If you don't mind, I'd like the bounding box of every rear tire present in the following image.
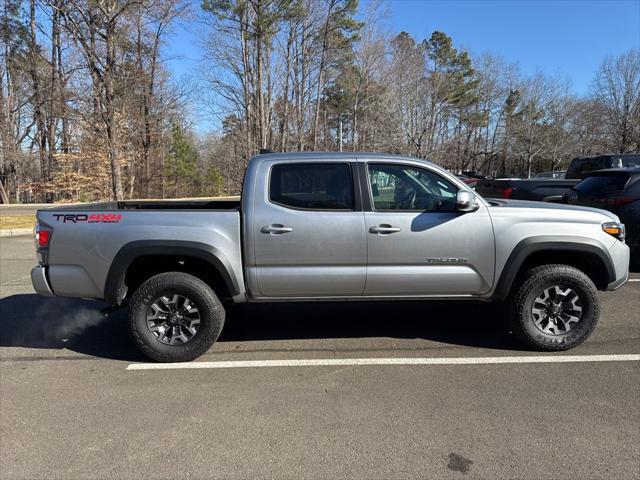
[508,264,599,351]
[128,272,225,362]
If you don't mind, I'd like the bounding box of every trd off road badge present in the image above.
[53,213,122,224]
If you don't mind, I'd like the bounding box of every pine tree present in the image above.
[165,123,200,198]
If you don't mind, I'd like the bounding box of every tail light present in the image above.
[34,223,52,265]
[35,223,52,249]
[502,187,514,199]
[605,196,638,206]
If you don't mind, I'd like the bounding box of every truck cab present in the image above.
[242,153,494,299]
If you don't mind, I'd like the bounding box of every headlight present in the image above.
[602,222,625,242]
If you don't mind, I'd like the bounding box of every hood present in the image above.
[487,199,620,222]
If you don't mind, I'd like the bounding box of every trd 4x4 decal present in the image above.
[53,213,122,224]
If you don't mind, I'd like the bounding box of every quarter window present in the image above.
[368,163,458,212]
[270,163,354,210]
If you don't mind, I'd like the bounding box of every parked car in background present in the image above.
[475,177,578,202]
[566,154,640,179]
[476,154,640,202]
[563,168,640,261]
[534,171,566,179]
[457,175,478,190]
[461,171,487,180]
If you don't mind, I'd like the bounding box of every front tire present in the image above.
[508,264,600,351]
[128,272,225,362]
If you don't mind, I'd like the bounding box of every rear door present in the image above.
[251,161,366,298]
[363,161,495,296]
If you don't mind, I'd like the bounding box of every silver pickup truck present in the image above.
[31,152,630,362]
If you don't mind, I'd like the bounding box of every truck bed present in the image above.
[35,202,244,302]
[476,179,578,202]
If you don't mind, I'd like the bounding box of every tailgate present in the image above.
[476,179,578,201]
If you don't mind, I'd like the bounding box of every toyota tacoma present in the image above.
[31,152,630,361]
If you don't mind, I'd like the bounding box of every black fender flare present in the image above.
[104,240,241,305]
[492,236,616,301]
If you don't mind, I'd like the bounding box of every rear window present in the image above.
[575,174,631,195]
[621,156,640,168]
[270,163,354,210]
[566,159,581,178]
[567,158,602,178]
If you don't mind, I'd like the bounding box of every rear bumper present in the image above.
[31,266,55,297]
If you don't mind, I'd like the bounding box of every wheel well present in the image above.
[123,255,231,301]
[517,250,610,289]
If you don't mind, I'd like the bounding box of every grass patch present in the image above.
[0,215,36,230]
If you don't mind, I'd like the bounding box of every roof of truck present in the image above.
[586,167,640,175]
[253,150,440,167]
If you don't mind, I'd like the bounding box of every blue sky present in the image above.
[165,0,640,122]
[388,0,640,94]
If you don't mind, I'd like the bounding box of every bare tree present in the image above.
[594,49,640,153]
[58,0,142,200]
[4,1,639,204]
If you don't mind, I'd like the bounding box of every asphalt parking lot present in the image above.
[1,235,639,479]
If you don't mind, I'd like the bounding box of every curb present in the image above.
[0,228,33,238]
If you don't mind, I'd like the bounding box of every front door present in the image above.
[364,162,495,296]
[252,161,366,298]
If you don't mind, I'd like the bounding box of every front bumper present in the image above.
[605,240,631,291]
[606,271,629,291]
[31,266,55,297]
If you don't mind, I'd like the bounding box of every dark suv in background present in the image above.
[564,167,640,263]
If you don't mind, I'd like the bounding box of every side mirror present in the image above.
[456,190,479,213]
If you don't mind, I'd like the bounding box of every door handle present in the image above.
[369,224,401,234]
[261,224,293,235]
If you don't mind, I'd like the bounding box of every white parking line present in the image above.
[126,354,640,371]
[628,279,640,282]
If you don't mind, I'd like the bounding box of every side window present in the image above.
[566,159,579,178]
[367,163,458,212]
[270,163,354,210]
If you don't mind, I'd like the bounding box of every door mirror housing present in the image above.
[456,190,479,212]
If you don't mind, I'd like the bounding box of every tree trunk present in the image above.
[29,0,50,201]
[0,78,14,204]
[105,16,123,201]
[0,179,9,204]
[312,3,334,150]
[279,23,294,151]
[255,0,266,149]
[240,13,253,157]
[46,3,61,199]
